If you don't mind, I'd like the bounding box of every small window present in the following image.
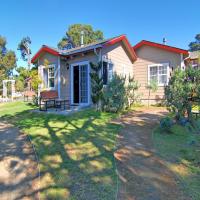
[148,63,169,86]
[108,63,113,81]
[48,65,55,88]
[103,61,113,85]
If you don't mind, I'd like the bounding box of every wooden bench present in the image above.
[39,90,70,111]
[39,90,58,111]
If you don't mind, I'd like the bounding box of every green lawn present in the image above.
[0,102,121,200]
[153,123,200,200]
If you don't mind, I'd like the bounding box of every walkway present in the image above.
[0,121,39,200]
[114,108,189,200]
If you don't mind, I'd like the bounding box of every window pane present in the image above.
[159,65,167,75]
[149,66,158,82]
[108,63,113,81]
[150,66,157,76]
[80,65,88,103]
[49,78,54,87]
[159,75,167,84]
[48,66,55,88]
[103,61,108,85]
[48,67,55,77]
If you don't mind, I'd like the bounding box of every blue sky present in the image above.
[1,0,200,67]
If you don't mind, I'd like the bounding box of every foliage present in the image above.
[14,66,41,93]
[126,76,140,106]
[90,62,103,110]
[165,67,200,121]
[0,35,17,88]
[17,36,31,62]
[58,24,104,49]
[189,34,200,51]
[103,74,127,113]
[146,79,158,107]
[160,117,174,132]
[1,102,120,200]
[29,68,41,92]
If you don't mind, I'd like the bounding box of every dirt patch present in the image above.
[0,121,39,200]
[114,108,190,200]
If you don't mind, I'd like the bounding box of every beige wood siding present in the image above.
[38,53,59,91]
[37,42,134,103]
[60,60,70,100]
[102,42,134,79]
[134,45,181,102]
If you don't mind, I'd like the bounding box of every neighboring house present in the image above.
[31,35,136,106]
[133,40,189,103]
[185,51,200,69]
[31,35,190,106]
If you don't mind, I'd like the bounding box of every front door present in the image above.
[73,66,79,104]
[72,63,89,104]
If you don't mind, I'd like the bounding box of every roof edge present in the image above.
[103,35,137,61]
[133,40,189,55]
[31,45,59,63]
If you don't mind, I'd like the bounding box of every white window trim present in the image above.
[148,63,170,86]
[47,64,56,89]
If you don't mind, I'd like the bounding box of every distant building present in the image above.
[186,51,200,69]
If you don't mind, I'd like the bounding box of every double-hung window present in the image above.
[103,61,113,85]
[48,65,55,88]
[148,63,169,86]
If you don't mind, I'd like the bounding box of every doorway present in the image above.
[72,62,89,105]
[73,66,79,103]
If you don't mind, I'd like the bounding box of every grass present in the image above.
[0,101,121,200]
[153,122,200,200]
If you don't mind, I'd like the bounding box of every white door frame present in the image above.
[70,61,90,105]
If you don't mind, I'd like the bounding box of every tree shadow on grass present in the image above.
[1,109,121,200]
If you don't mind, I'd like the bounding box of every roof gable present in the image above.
[31,35,137,63]
[133,40,189,55]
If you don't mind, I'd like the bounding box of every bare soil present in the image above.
[0,121,39,200]
[114,108,190,200]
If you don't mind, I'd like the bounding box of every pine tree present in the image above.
[90,62,103,110]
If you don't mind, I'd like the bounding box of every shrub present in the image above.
[102,74,127,113]
[160,117,174,132]
[90,62,103,111]
[126,76,141,106]
[146,79,158,107]
[165,67,200,121]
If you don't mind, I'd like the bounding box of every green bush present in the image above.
[160,117,174,132]
[102,74,127,113]
[165,67,200,121]
[126,76,141,106]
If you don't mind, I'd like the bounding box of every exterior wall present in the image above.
[38,52,59,91]
[134,45,181,103]
[60,59,70,100]
[102,42,134,79]
[37,42,134,105]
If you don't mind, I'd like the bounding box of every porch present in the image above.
[32,104,89,115]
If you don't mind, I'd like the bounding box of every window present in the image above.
[103,61,113,85]
[148,63,169,86]
[48,65,55,88]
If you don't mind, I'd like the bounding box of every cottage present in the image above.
[31,35,189,106]
[31,35,136,106]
